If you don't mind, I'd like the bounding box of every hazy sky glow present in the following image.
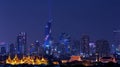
[0,0,120,43]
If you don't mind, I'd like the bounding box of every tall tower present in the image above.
[34,40,40,56]
[59,33,71,55]
[113,30,120,53]
[71,40,80,55]
[44,20,53,55]
[95,40,110,57]
[0,42,7,55]
[43,0,53,55]
[81,34,90,57]
[9,43,15,55]
[17,32,27,55]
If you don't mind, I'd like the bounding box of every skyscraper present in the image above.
[59,33,71,55]
[95,40,110,57]
[17,32,27,55]
[34,40,40,56]
[9,43,15,55]
[30,43,35,56]
[113,30,120,53]
[89,42,96,56]
[81,34,90,57]
[0,42,8,55]
[71,40,80,55]
[44,20,53,55]
[43,0,53,55]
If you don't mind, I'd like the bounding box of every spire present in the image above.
[48,0,52,21]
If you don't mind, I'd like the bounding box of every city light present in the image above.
[6,55,48,65]
[0,0,120,66]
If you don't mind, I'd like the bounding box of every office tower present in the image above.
[81,34,90,57]
[44,20,53,55]
[43,0,54,55]
[95,40,110,57]
[34,40,40,56]
[46,41,59,58]
[39,42,44,56]
[1,47,6,55]
[71,40,80,55]
[89,42,96,56]
[59,33,71,55]
[30,43,35,56]
[9,43,15,55]
[29,41,40,56]
[0,42,8,55]
[113,30,120,53]
[17,32,27,55]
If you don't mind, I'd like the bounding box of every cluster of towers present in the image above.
[0,21,120,59]
[0,18,118,59]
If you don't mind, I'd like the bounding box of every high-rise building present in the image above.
[43,0,53,55]
[113,30,120,53]
[9,43,15,55]
[44,20,53,55]
[30,43,35,56]
[39,42,44,56]
[95,40,110,57]
[34,40,40,56]
[59,33,71,55]
[16,32,27,55]
[0,42,8,55]
[81,34,90,57]
[89,42,96,56]
[71,40,80,55]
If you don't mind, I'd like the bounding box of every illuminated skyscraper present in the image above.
[44,20,53,55]
[89,42,96,56]
[30,43,35,55]
[17,32,27,55]
[59,33,71,55]
[33,40,41,56]
[43,0,53,55]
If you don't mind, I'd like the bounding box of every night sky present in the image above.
[0,0,120,44]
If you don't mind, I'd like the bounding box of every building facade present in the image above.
[81,35,90,57]
[95,40,110,57]
[44,20,53,55]
[0,42,9,55]
[113,30,120,54]
[16,32,27,55]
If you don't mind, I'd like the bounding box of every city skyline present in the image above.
[0,0,120,66]
[0,0,120,43]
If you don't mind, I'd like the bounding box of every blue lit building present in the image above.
[9,43,15,55]
[59,33,71,55]
[44,20,53,55]
[0,42,9,55]
[71,40,80,55]
[43,0,54,55]
[30,40,41,56]
[89,42,96,56]
[17,32,27,55]
[30,43,35,55]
